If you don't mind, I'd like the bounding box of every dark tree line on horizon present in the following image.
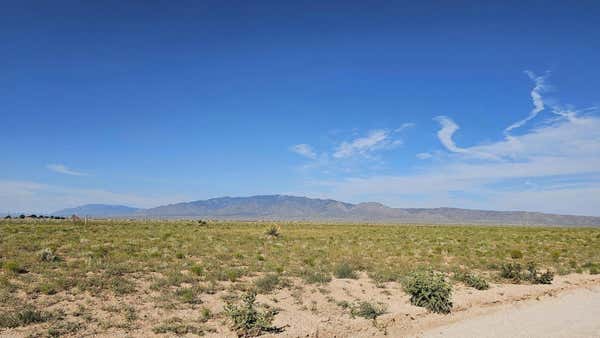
[4,214,66,220]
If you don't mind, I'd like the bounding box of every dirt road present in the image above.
[420,286,600,338]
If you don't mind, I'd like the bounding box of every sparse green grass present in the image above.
[2,220,598,290]
[0,219,599,335]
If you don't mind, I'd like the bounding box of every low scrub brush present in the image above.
[403,270,453,314]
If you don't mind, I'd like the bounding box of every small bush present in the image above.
[254,274,281,294]
[176,287,203,304]
[190,265,204,276]
[47,321,81,337]
[350,301,386,319]
[583,262,600,275]
[301,270,332,284]
[153,317,204,335]
[369,270,401,283]
[403,270,453,314]
[334,262,358,279]
[39,248,59,262]
[500,262,553,284]
[217,268,245,282]
[265,225,281,238]
[36,282,58,295]
[510,249,523,259]
[199,307,212,322]
[525,262,554,284]
[454,271,489,290]
[500,262,523,282]
[3,261,27,274]
[111,276,136,295]
[0,306,52,328]
[224,291,281,337]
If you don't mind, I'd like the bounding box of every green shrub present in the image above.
[500,262,523,282]
[254,274,282,294]
[39,248,59,262]
[403,270,453,314]
[0,306,52,328]
[265,225,280,238]
[500,262,553,284]
[350,301,386,319]
[217,268,245,282]
[334,262,358,279]
[454,271,489,290]
[3,261,27,274]
[301,270,332,284]
[190,265,204,276]
[110,276,135,295]
[224,291,281,337]
[176,287,203,304]
[199,307,212,322]
[36,282,58,295]
[369,270,401,283]
[152,317,204,335]
[47,321,81,337]
[525,262,554,284]
[583,262,600,275]
[510,249,523,259]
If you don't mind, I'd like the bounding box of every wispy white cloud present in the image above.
[301,72,600,216]
[395,122,416,132]
[333,130,394,158]
[433,116,469,154]
[290,144,317,159]
[504,70,548,134]
[46,164,88,176]
[291,123,413,167]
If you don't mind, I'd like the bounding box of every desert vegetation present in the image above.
[1,218,599,336]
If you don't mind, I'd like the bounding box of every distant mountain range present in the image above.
[53,204,140,217]
[52,195,600,227]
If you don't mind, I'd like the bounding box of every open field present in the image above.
[1,219,600,337]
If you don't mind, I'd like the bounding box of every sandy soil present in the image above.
[2,273,600,337]
[418,286,600,338]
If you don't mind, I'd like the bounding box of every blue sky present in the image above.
[1,1,600,215]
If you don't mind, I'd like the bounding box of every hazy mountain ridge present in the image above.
[52,195,600,226]
[52,204,141,217]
